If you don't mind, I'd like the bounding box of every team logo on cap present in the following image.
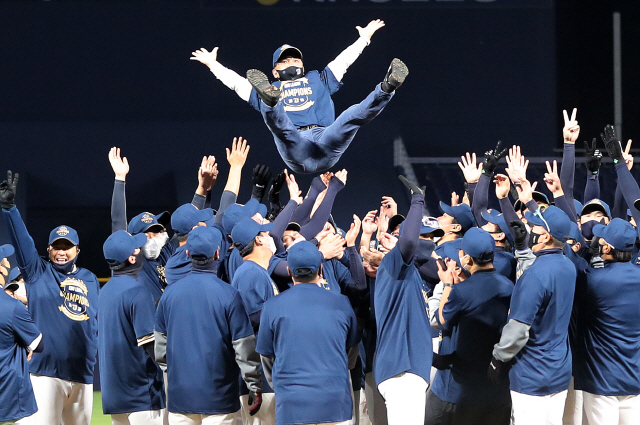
[58,278,90,321]
[57,226,70,236]
[142,213,154,224]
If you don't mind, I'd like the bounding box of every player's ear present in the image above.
[128,254,137,264]
[286,266,291,278]
[185,249,190,258]
[452,223,462,233]
[214,247,220,261]
[272,69,279,79]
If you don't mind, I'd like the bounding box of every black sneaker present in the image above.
[381,58,409,93]
[247,69,281,107]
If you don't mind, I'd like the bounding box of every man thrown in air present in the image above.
[191,19,408,174]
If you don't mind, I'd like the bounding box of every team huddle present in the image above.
[1,17,639,425]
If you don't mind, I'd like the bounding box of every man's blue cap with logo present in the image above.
[171,204,214,236]
[461,227,495,259]
[420,216,444,237]
[186,226,223,259]
[103,230,147,265]
[593,218,637,252]
[439,202,477,233]
[581,199,611,219]
[49,225,79,246]
[481,209,514,245]
[287,241,322,277]
[0,244,15,259]
[272,44,303,67]
[222,199,267,235]
[524,206,572,242]
[231,217,274,251]
[129,211,170,235]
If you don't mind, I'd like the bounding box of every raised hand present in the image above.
[562,108,580,144]
[190,47,219,67]
[0,170,19,210]
[269,172,286,204]
[375,211,389,235]
[108,147,129,181]
[601,124,623,164]
[345,215,362,247]
[334,169,348,186]
[483,140,508,175]
[543,160,563,197]
[362,210,378,235]
[584,138,602,176]
[399,175,424,196]
[381,196,398,218]
[197,156,218,195]
[284,170,303,205]
[356,19,385,39]
[252,164,272,200]
[493,173,511,200]
[510,220,528,250]
[318,233,346,260]
[450,191,460,207]
[226,137,250,168]
[505,145,529,184]
[361,246,385,268]
[623,139,634,170]
[514,178,533,205]
[457,152,482,183]
[320,172,333,187]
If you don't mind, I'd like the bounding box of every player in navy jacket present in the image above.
[155,226,262,424]
[191,19,407,174]
[0,244,43,424]
[99,231,165,425]
[373,177,432,425]
[490,206,576,425]
[256,241,360,425]
[1,170,100,425]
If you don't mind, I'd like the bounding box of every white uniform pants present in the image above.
[168,411,239,425]
[511,390,568,425]
[16,374,92,425]
[377,372,428,425]
[1,421,17,425]
[583,392,640,425]
[563,377,584,425]
[364,373,387,425]
[238,393,275,425]
[112,410,163,425]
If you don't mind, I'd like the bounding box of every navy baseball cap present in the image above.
[568,222,584,244]
[581,199,611,219]
[8,267,21,282]
[222,200,267,235]
[231,217,274,251]
[103,230,147,265]
[171,204,214,236]
[287,241,322,277]
[461,227,495,259]
[593,218,636,252]
[574,200,584,215]
[421,216,444,237]
[128,211,170,234]
[186,226,223,259]
[441,239,464,269]
[388,214,405,234]
[286,222,301,232]
[273,44,303,67]
[49,225,79,246]
[524,206,572,242]
[439,202,477,232]
[0,244,14,259]
[514,191,552,212]
[481,209,514,245]
[3,280,19,293]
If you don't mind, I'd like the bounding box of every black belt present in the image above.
[298,124,319,132]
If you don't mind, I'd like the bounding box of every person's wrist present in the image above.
[443,283,453,288]
[115,175,126,182]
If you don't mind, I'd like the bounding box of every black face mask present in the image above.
[51,255,78,275]
[528,232,543,249]
[277,66,304,81]
[413,239,436,266]
[112,252,145,279]
[581,218,607,240]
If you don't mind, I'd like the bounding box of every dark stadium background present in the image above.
[1,0,639,278]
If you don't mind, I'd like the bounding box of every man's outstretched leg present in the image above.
[316,58,409,170]
[247,69,317,173]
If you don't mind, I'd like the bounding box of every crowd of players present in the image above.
[1,108,640,425]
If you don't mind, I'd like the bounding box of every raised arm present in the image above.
[560,109,579,217]
[583,138,602,203]
[1,171,43,278]
[214,137,250,225]
[192,155,218,209]
[611,140,634,219]
[397,176,424,264]
[299,171,346,241]
[108,147,129,233]
[290,175,327,226]
[338,215,367,291]
[270,171,302,254]
[544,160,576,223]
[326,19,385,82]
[191,47,253,102]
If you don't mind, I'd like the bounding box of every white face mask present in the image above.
[458,254,470,272]
[142,232,169,260]
[268,237,277,255]
[286,236,305,251]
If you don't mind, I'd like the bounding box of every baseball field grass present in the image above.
[91,392,111,425]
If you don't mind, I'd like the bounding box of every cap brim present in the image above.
[523,211,547,230]
[132,232,148,249]
[0,244,15,258]
[3,282,19,292]
[286,222,301,232]
[156,211,171,228]
[439,202,455,217]
[49,236,79,246]
[421,227,444,237]
[260,222,275,233]
[591,223,608,239]
[277,47,303,64]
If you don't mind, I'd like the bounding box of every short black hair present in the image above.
[177,233,189,244]
[292,269,319,283]
[190,254,214,266]
[471,251,494,267]
[611,248,633,263]
[238,239,256,258]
